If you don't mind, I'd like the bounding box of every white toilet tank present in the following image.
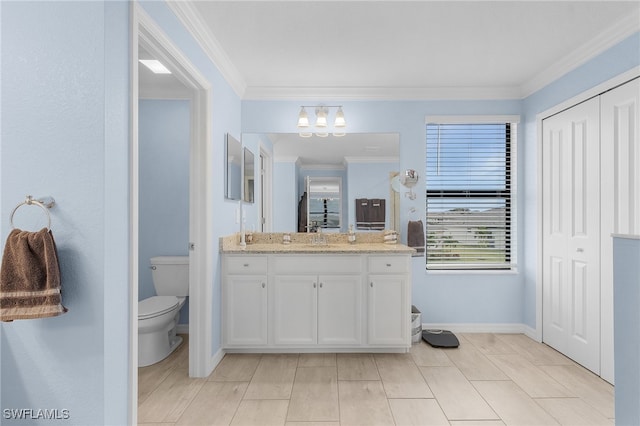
[150,256,189,296]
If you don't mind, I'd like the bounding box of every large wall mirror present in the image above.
[243,133,400,233]
[225,133,242,200]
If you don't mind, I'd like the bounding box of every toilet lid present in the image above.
[138,296,179,320]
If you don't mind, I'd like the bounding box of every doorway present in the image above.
[131,4,214,423]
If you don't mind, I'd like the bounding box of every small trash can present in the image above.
[411,305,422,343]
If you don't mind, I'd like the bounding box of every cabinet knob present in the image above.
[386,263,392,267]
[370,282,374,287]
[313,282,317,288]
[319,282,323,288]
[262,282,265,288]
[243,263,249,267]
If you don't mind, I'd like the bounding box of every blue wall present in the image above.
[139,99,190,324]
[0,0,243,423]
[242,32,640,328]
[346,161,399,231]
[0,1,130,424]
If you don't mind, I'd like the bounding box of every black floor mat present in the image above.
[422,329,460,348]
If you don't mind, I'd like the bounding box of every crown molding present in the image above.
[166,1,246,98]
[168,1,638,101]
[344,156,400,164]
[243,85,522,101]
[520,13,640,98]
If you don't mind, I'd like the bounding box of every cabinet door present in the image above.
[273,275,317,345]
[224,275,268,346]
[317,275,362,345]
[367,275,408,345]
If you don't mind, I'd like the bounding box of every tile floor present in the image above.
[138,333,614,425]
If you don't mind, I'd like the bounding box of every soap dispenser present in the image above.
[348,224,356,244]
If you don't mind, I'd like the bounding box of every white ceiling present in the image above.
[172,0,640,100]
[141,1,639,165]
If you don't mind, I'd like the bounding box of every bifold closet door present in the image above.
[600,77,640,384]
[542,97,601,375]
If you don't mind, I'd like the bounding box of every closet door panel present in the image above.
[542,97,600,375]
[600,77,640,384]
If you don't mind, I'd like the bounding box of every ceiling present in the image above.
[171,0,640,100]
[140,1,639,165]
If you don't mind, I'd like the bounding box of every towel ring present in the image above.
[9,195,54,231]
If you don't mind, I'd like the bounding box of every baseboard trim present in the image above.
[208,347,225,374]
[422,323,528,334]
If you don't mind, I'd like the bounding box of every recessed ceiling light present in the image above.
[139,59,172,74]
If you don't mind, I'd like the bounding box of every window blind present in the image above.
[426,123,513,270]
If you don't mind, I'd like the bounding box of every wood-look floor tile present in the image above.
[230,399,289,426]
[410,341,454,367]
[338,380,395,426]
[285,423,340,426]
[298,353,337,367]
[487,354,574,398]
[208,354,262,382]
[472,380,560,425]
[287,367,339,422]
[461,333,518,355]
[176,381,247,425]
[536,397,614,426]
[374,354,433,398]
[444,343,509,381]
[388,398,449,426]
[138,368,206,423]
[540,365,614,418]
[337,353,379,380]
[244,354,298,399]
[449,421,505,426]
[138,338,188,404]
[496,334,575,366]
[420,367,498,420]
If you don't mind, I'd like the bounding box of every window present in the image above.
[425,118,516,270]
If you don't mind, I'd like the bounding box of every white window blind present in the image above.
[426,122,514,270]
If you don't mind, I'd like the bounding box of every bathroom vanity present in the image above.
[220,233,415,352]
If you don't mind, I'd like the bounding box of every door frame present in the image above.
[130,4,214,423]
[535,67,640,342]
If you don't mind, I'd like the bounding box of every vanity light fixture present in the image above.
[297,105,346,137]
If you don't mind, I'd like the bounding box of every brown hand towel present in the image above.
[0,228,67,321]
[368,199,386,230]
[407,220,425,256]
[355,198,370,229]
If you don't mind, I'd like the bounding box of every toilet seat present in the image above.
[139,296,179,320]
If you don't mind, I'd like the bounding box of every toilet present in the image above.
[138,255,189,367]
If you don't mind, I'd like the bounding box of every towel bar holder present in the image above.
[9,195,56,231]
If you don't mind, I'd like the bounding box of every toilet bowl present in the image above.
[138,296,185,367]
[138,256,189,367]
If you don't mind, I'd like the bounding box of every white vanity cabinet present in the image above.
[367,256,410,345]
[222,250,412,352]
[271,255,362,347]
[223,256,268,346]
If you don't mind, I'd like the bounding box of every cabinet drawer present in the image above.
[226,256,268,274]
[368,256,408,274]
[272,255,362,274]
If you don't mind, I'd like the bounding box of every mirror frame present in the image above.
[243,147,255,203]
[225,133,242,200]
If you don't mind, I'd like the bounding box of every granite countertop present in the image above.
[220,232,416,254]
